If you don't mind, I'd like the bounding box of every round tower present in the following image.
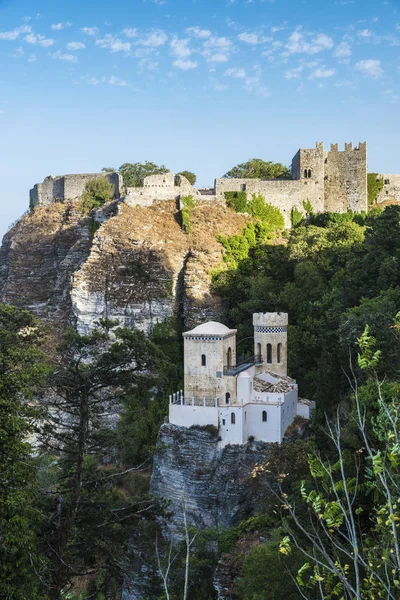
[253,312,288,377]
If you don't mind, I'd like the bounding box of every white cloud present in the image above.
[109,75,127,86]
[358,29,372,38]
[87,75,128,86]
[25,33,54,47]
[244,74,270,97]
[285,30,334,55]
[28,53,36,62]
[138,30,168,47]
[186,26,211,39]
[0,25,31,41]
[51,22,72,31]
[96,35,131,53]
[284,66,303,79]
[67,41,86,50]
[170,37,192,58]
[173,59,197,70]
[334,41,352,59]
[50,50,78,62]
[309,67,336,79]
[123,28,137,38]
[81,27,99,36]
[355,58,383,77]
[224,67,246,78]
[202,36,233,63]
[238,32,259,45]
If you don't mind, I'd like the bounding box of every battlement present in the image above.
[253,312,288,327]
[329,142,367,154]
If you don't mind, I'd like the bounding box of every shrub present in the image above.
[302,198,314,215]
[80,177,114,214]
[290,206,303,228]
[246,193,284,231]
[189,424,219,437]
[224,191,248,213]
[180,195,197,233]
[367,172,384,205]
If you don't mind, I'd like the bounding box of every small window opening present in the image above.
[241,184,247,192]
[222,419,226,426]
[245,411,247,423]
[225,392,231,405]
[304,169,308,179]
[257,342,262,360]
[231,412,236,425]
[227,347,232,368]
[308,169,312,178]
[267,343,272,364]
[277,343,282,364]
[385,179,390,185]
[201,354,206,366]
[262,411,267,422]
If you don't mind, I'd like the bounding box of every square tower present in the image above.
[183,322,237,402]
[253,312,288,377]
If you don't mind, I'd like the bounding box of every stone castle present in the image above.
[29,141,400,226]
[169,311,313,447]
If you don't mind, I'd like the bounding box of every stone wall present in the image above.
[30,172,122,207]
[125,172,200,206]
[376,174,400,204]
[324,142,367,213]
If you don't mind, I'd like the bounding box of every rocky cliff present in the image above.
[150,423,271,542]
[0,199,247,334]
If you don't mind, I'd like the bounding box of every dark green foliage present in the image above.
[88,218,101,236]
[367,172,384,205]
[302,198,314,215]
[0,305,50,599]
[224,191,248,212]
[119,161,169,188]
[180,195,197,233]
[175,170,197,186]
[223,159,291,180]
[101,167,116,173]
[80,177,114,214]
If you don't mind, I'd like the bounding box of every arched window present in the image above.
[231,412,236,425]
[227,347,232,368]
[257,342,262,360]
[245,411,247,423]
[262,410,267,422]
[304,169,308,179]
[201,354,206,366]
[225,392,231,405]
[267,343,272,364]
[277,343,282,364]
[308,169,312,178]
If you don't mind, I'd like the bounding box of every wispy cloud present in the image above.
[355,58,383,77]
[51,22,72,31]
[284,29,334,55]
[96,34,131,53]
[237,31,269,45]
[123,28,137,38]
[137,30,168,47]
[309,67,336,79]
[186,26,211,39]
[25,33,54,47]
[0,25,31,41]
[201,36,234,63]
[224,66,246,78]
[87,75,128,86]
[50,50,78,62]
[67,41,86,51]
[334,41,352,59]
[81,27,99,36]
[170,37,192,58]
[173,58,197,70]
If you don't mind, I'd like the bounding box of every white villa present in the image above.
[169,312,313,447]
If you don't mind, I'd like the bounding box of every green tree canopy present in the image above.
[368,172,384,205]
[80,177,114,213]
[119,161,169,187]
[223,159,291,180]
[176,170,197,186]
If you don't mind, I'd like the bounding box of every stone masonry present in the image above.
[30,172,122,207]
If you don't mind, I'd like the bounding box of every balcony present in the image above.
[223,354,262,376]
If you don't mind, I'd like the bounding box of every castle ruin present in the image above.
[29,142,384,226]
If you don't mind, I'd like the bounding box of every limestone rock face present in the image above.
[150,423,271,543]
[0,200,248,333]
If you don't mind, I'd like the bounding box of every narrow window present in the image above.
[222,419,226,426]
[304,169,308,179]
[201,354,206,366]
[241,184,247,192]
[385,179,390,185]
[227,347,232,368]
[231,412,236,425]
[245,411,247,423]
[308,169,312,179]
[257,342,262,361]
[277,343,282,364]
[267,343,272,364]
[225,392,231,405]
[262,410,267,422]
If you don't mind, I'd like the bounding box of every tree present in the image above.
[119,161,169,188]
[101,167,116,173]
[80,177,114,213]
[176,171,197,186]
[0,305,50,600]
[223,159,291,180]
[41,319,169,598]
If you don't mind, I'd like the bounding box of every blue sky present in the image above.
[0,0,399,236]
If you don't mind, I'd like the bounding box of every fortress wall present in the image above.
[376,174,400,204]
[30,172,121,207]
[324,143,367,213]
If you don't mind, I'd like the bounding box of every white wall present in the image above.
[297,401,312,419]
[218,406,244,446]
[281,390,298,439]
[243,402,282,443]
[169,404,218,428]
[237,367,255,404]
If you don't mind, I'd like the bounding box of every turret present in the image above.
[253,312,288,377]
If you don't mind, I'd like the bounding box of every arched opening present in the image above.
[262,410,267,422]
[227,347,232,368]
[225,392,231,405]
[201,354,206,366]
[277,343,282,364]
[267,343,272,364]
[257,342,262,360]
[308,169,312,178]
[304,169,308,179]
[231,412,236,425]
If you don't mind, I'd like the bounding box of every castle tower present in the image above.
[183,322,237,402]
[253,312,288,377]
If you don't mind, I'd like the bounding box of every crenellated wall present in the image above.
[324,142,367,213]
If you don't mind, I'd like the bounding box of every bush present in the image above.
[80,178,114,214]
[368,172,384,205]
[180,195,197,233]
[189,424,219,437]
[224,191,248,213]
[246,193,284,231]
[291,206,304,228]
